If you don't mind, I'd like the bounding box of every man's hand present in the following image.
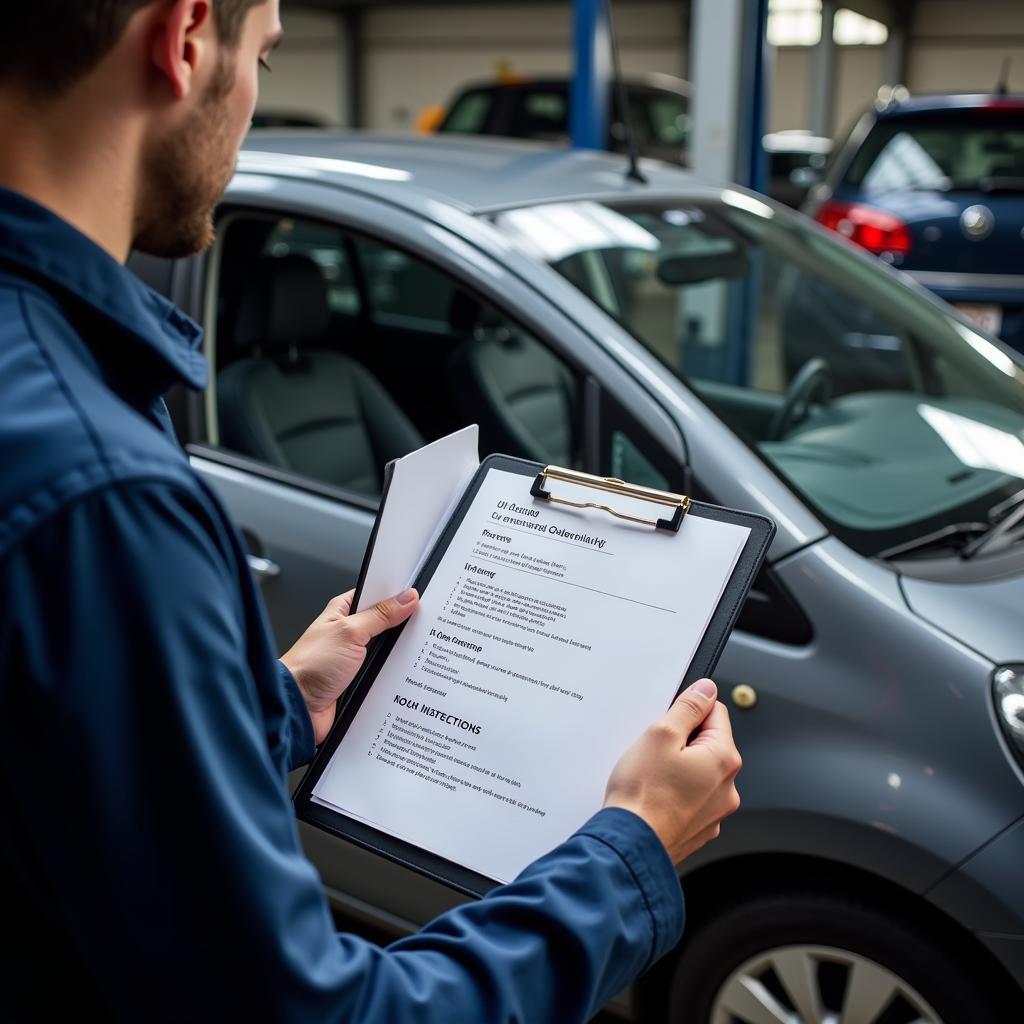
[604,678,741,864]
[281,588,419,745]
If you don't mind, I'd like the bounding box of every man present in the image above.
[0,2,742,1020]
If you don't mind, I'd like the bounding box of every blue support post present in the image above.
[570,0,611,150]
[735,0,770,192]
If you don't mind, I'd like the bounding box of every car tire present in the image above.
[652,889,1010,1024]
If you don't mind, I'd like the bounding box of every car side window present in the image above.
[208,213,583,499]
[264,219,361,316]
[507,88,569,140]
[442,89,495,134]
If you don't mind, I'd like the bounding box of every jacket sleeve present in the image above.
[1,480,684,1023]
[277,658,318,770]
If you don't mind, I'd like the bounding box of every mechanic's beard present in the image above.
[133,57,238,258]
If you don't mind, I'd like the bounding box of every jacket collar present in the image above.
[0,187,207,397]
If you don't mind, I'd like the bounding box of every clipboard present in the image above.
[294,454,775,898]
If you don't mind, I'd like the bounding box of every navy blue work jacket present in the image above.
[0,187,684,1022]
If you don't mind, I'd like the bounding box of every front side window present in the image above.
[209,213,582,498]
[492,198,1024,556]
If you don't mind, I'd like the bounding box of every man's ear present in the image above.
[150,0,213,100]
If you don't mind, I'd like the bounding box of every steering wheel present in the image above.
[768,357,833,441]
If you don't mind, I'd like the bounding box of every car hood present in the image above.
[900,571,1024,664]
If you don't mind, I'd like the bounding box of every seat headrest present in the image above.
[234,254,331,351]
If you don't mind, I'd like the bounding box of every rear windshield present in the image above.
[846,110,1024,193]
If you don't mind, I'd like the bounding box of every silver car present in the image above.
[132,133,1024,1022]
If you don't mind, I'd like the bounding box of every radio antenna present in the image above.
[605,0,647,184]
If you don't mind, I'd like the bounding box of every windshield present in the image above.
[490,197,1024,556]
[845,111,1024,193]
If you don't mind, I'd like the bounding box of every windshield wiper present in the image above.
[879,522,989,561]
[961,492,1024,559]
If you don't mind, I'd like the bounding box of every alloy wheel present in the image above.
[710,943,944,1024]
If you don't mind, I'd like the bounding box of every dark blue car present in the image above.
[805,92,1024,355]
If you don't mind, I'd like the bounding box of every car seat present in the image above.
[447,292,576,465]
[217,254,423,495]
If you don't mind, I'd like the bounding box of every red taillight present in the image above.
[815,200,911,255]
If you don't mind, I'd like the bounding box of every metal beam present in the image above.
[736,0,770,192]
[570,0,611,150]
[340,4,365,128]
[690,0,769,187]
[809,0,837,138]
[690,0,743,183]
[883,0,912,86]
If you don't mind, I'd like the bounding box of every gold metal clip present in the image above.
[530,466,691,533]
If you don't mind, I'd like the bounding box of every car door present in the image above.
[162,174,691,924]
[128,253,367,647]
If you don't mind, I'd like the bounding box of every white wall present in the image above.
[258,1,1024,140]
[833,43,886,134]
[768,45,884,135]
[905,0,1024,94]
[258,9,345,125]
[362,3,687,131]
[769,46,811,130]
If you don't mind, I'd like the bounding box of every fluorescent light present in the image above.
[834,9,888,45]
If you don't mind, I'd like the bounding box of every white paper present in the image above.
[355,425,479,612]
[316,469,750,882]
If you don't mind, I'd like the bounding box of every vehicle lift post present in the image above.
[569,0,610,152]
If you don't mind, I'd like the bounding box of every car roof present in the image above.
[239,131,718,214]
[447,71,691,96]
[875,93,1024,118]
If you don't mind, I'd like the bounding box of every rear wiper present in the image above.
[980,175,1024,194]
[961,492,1024,559]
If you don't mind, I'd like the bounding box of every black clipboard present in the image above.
[294,454,775,898]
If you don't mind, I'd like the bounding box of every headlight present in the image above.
[993,666,1024,761]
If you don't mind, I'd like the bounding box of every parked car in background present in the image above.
[805,90,1024,354]
[763,129,832,207]
[132,133,1024,1022]
[423,72,692,165]
[426,78,834,208]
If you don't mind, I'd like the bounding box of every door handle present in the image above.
[241,528,280,582]
[246,554,281,580]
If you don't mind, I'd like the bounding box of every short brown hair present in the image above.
[0,0,266,99]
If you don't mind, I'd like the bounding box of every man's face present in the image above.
[134,0,282,257]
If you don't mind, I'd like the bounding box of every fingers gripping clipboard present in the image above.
[294,454,775,897]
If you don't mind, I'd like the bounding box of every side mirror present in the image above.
[656,246,750,286]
